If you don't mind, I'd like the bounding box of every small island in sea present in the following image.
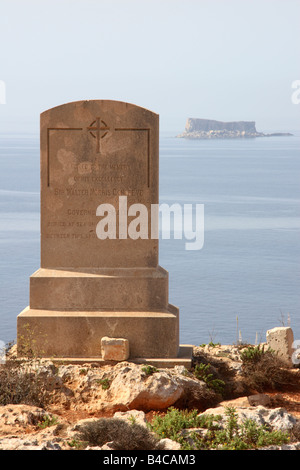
[177,118,293,139]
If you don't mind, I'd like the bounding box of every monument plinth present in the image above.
[17,100,192,366]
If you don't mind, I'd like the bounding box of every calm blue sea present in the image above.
[0,132,299,346]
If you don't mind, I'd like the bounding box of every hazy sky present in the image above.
[0,0,300,133]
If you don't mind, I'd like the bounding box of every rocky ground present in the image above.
[0,343,299,450]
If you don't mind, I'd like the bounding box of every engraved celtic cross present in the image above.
[87,117,110,153]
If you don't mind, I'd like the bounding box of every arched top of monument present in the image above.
[39,98,160,270]
[41,100,158,123]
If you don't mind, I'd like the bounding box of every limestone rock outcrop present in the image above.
[1,337,299,450]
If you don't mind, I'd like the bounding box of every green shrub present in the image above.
[193,363,225,395]
[38,415,59,429]
[67,439,87,450]
[240,344,270,363]
[150,406,290,450]
[149,407,221,443]
[212,407,290,450]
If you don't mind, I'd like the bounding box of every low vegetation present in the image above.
[240,344,297,392]
[37,415,59,429]
[0,356,52,408]
[193,363,226,395]
[96,378,110,390]
[141,365,159,376]
[0,338,299,450]
[76,417,163,450]
[240,344,272,363]
[149,406,291,450]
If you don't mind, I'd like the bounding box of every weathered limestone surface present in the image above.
[101,336,129,361]
[200,405,297,431]
[0,348,299,450]
[266,327,294,366]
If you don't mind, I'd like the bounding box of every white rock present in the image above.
[199,405,297,431]
[158,438,181,450]
[97,362,190,411]
[101,337,129,361]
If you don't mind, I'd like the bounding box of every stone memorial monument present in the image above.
[17,100,192,366]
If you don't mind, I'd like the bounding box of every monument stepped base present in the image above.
[15,346,193,369]
[17,306,182,361]
[29,267,169,311]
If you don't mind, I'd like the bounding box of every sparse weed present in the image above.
[199,342,221,348]
[141,365,158,376]
[17,323,48,358]
[240,344,271,363]
[38,415,59,429]
[97,378,110,390]
[149,407,219,443]
[193,363,225,395]
[67,438,88,450]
